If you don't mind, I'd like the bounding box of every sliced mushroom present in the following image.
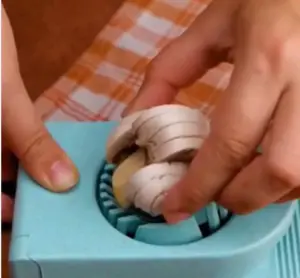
[126,162,188,215]
[112,149,147,208]
[135,111,204,145]
[134,108,209,162]
[106,110,143,163]
[149,137,204,162]
[134,175,185,216]
[132,104,198,134]
[151,191,168,216]
[106,104,210,216]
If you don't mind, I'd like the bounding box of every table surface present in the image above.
[2,0,123,101]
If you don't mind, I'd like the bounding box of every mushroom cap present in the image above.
[106,104,210,216]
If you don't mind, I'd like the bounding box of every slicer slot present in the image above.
[96,161,232,246]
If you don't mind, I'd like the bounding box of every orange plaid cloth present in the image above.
[35,0,233,122]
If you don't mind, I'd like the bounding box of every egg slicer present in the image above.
[9,122,300,278]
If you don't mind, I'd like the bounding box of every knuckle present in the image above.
[271,37,294,63]
[214,135,251,168]
[249,27,298,78]
[21,128,54,162]
[250,51,271,76]
[266,157,300,189]
[262,29,297,68]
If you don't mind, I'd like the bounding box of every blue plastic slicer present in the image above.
[9,122,300,278]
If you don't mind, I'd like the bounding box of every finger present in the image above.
[2,194,14,223]
[218,82,300,213]
[2,82,79,192]
[162,49,284,223]
[217,156,292,213]
[123,0,236,116]
[277,189,300,203]
[2,7,79,192]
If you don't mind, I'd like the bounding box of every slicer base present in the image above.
[9,122,299,278]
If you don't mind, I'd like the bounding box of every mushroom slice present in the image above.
[149,137,203,162]
[136,111,206,145]
[126,162,187,215]
[134,109,209,162]
[106,110,143,163]
[150,191,167,216]
[135,174,184,216]
[112,149,147,208]
[145,122,204,149]
[132,104,198,134]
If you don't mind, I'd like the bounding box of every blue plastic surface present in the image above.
[9,122,300,278]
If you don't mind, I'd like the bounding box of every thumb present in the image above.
[3,81,79,192]
[2,7,79,192]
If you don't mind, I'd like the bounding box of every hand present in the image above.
[1,7,79,222]
[124,0,300,223]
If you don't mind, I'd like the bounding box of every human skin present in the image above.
[2,7,79,222]
[124,0,300,223]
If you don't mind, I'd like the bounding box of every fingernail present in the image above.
[162,188,191,224]
[164,212,191,224]
[49,161,78,191]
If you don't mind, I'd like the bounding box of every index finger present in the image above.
[162,51,284,222]
[123,1,234,116]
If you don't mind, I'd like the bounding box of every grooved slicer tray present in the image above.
[9,122,300,278]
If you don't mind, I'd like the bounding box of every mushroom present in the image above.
[106,110,143,164]
[112,149,147,208]
[106,104,210,216]
[128,162,188,215]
